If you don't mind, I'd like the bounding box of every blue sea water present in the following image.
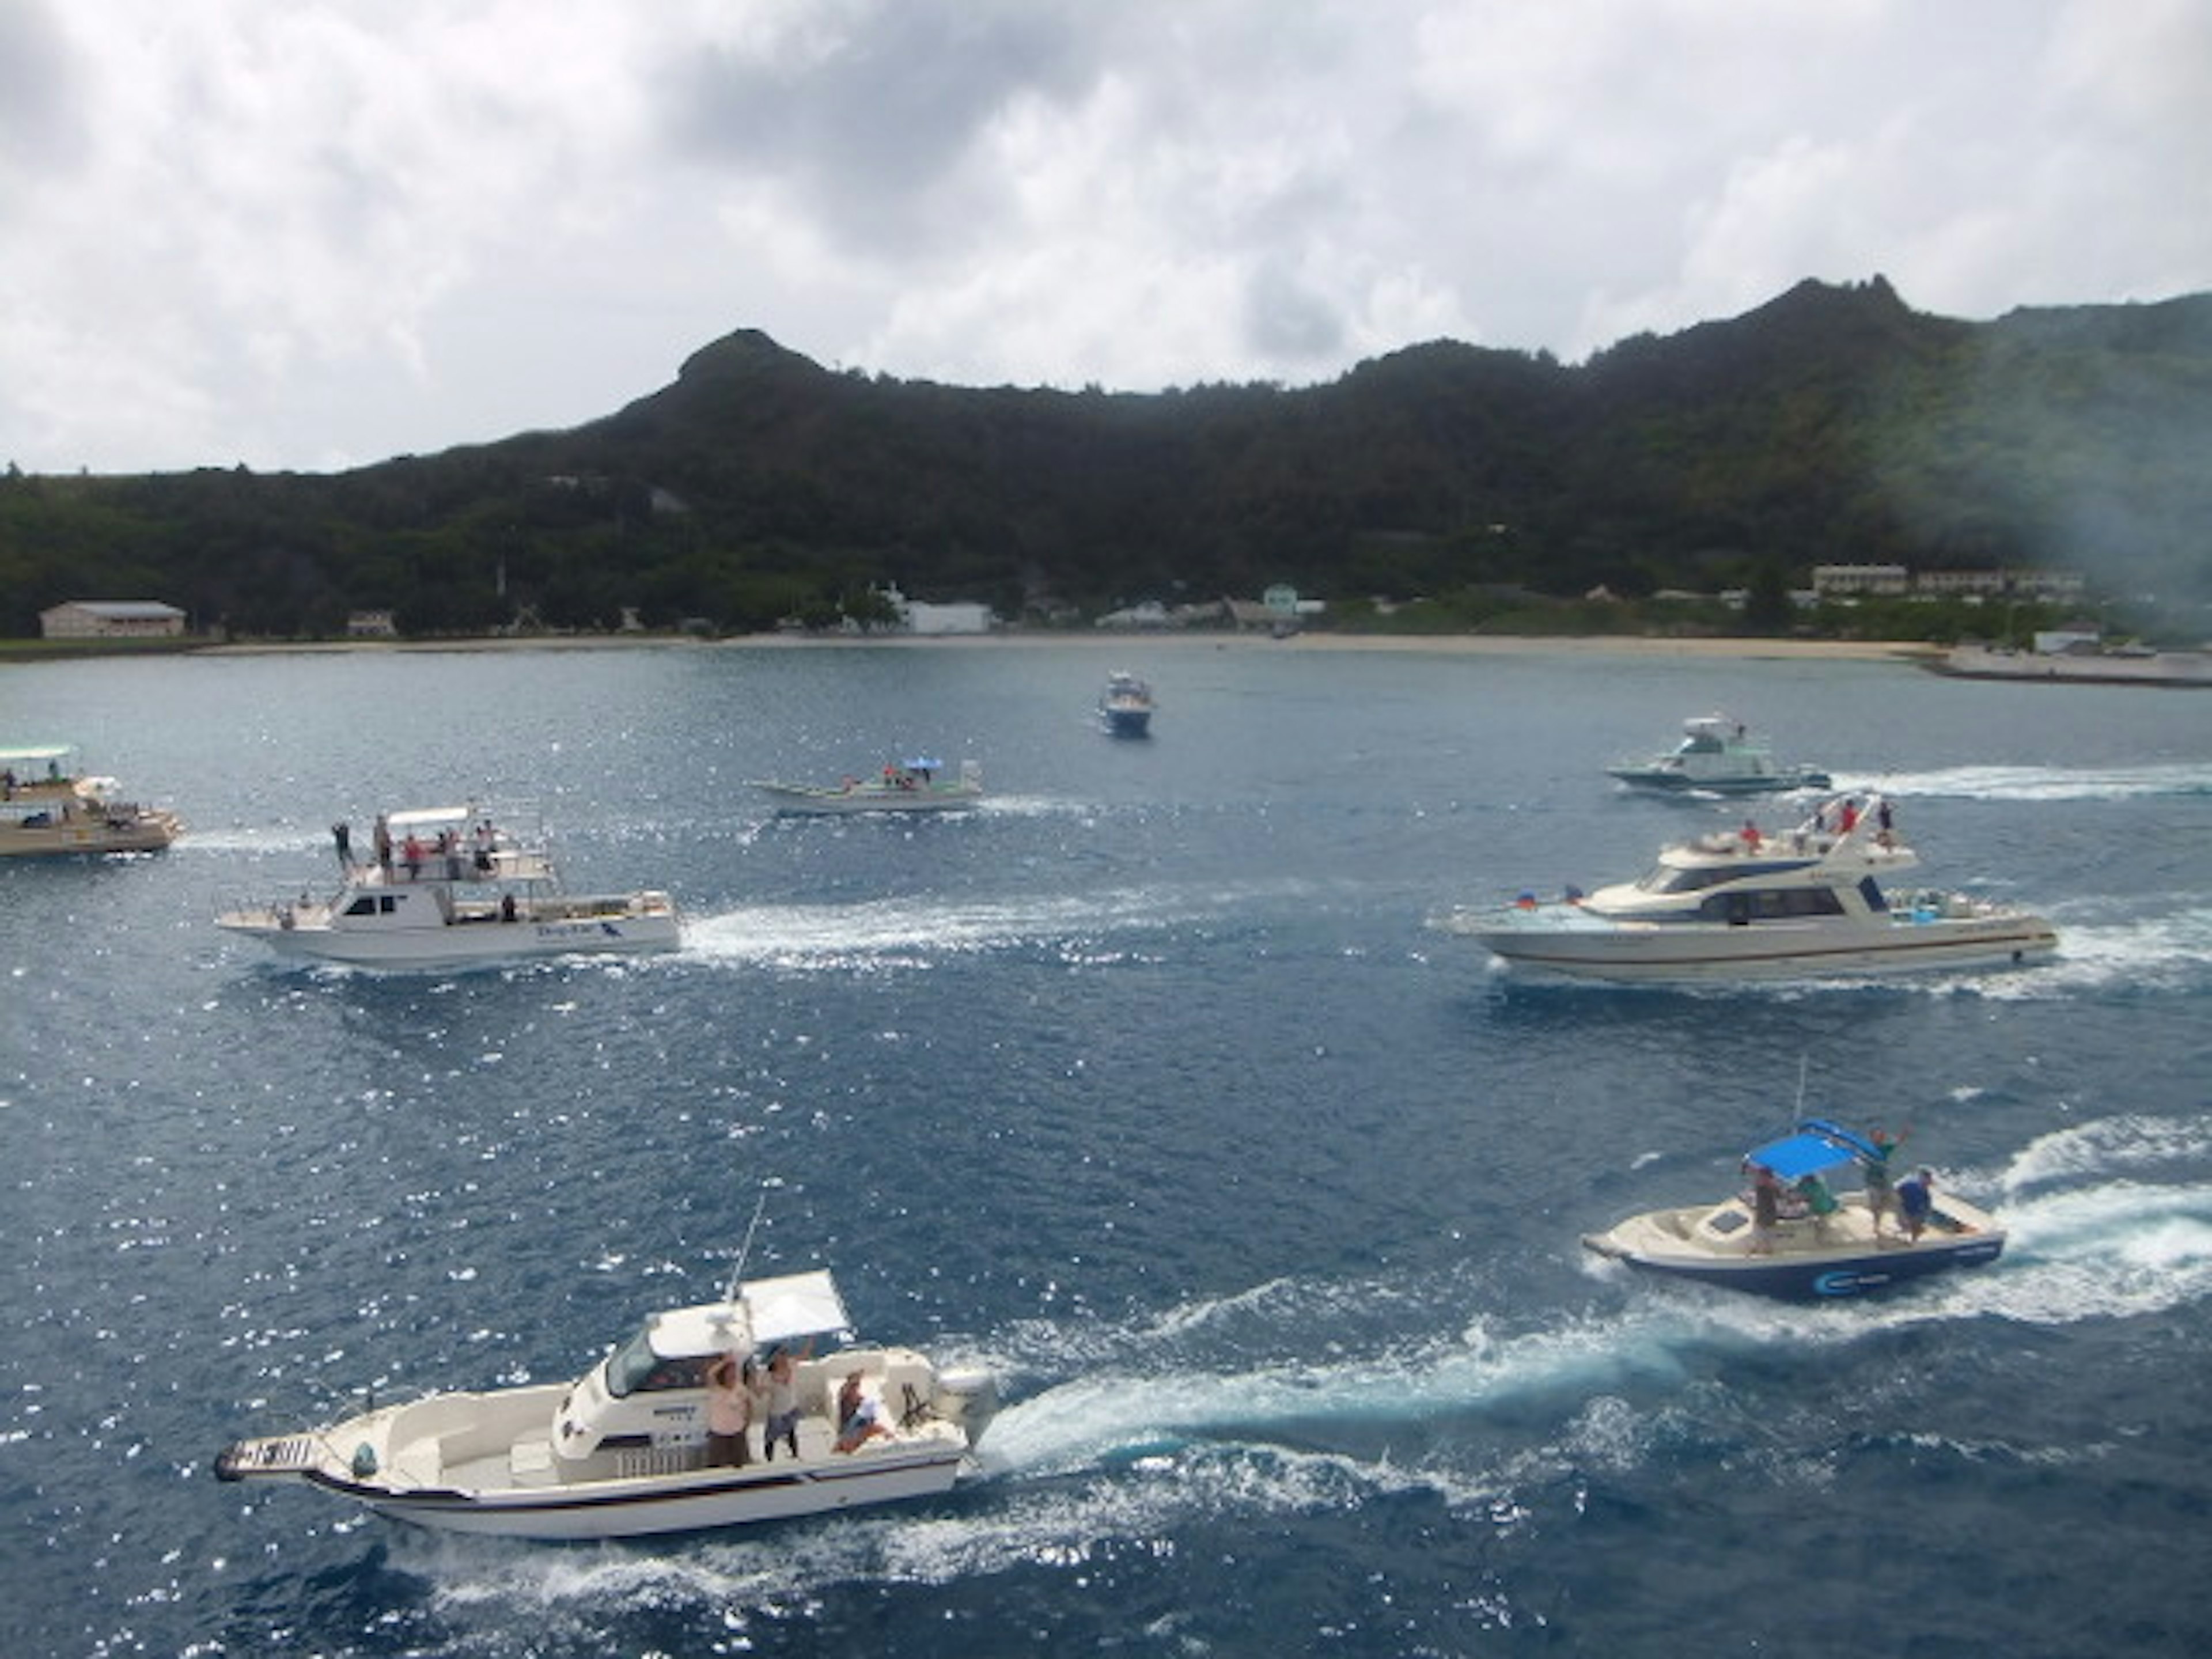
[3,638,2210,1658]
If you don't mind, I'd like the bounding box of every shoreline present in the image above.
[180,631,1937,664]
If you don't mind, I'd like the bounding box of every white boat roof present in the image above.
[0,743,79,766]
[646,1269,851,1359]
[384,805,477,832]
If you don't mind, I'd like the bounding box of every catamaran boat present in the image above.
[214,1266,998,1540]
[215,803,680,969]
[1606,713,1830,794]
[1582,1118,2006,1298]
[753,758,984,816]
[1098,672,1156,737]
[1430,793,2058,982]
[0,742,181,856]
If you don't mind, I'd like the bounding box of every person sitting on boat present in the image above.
[1896,1168,1936,1243]
[1740,819,1763,853]
[834,1369,892,1453]
[704,1353,753,1467]
[1795,1171,1839,1233]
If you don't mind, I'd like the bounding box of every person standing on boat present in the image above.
[1896,1168,1936,1243]
[1861,1126,1906,1238]
[331,820,353,870]
[704,1353,753,1467]
[761,1342,809,1461]
[373,813,392,872]
[1748,1164,1781,1254]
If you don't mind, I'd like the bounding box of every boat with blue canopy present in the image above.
[1582,1118,2006,1298]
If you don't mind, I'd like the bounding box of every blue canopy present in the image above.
[903,756,944,771]
[1745,1119,1881,1180]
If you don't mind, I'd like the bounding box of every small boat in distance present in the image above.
[1607,713,1830,794]
[215,803,680,969]
[1430,793,2058,982]
[1098,671,1156,737]
[1582,1119,2005,1298]
[1,742,181,856]
[214,1263,998,1540]
[753,757,984,816]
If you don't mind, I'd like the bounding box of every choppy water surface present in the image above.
[4,641,2210,1657]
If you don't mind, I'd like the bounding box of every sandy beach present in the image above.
[191,631,1936,663]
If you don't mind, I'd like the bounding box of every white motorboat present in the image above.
[1583,1119,2006,1298]
[753,757,983,816]
[0,742,180,856]
[1431,793,2057,982]
[214,1267,998,1540]
[215,803,679,969]
[1098,671,1155,737]
[1605,713,1830,794]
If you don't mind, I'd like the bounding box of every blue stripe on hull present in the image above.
[1629,1238,2005,1299]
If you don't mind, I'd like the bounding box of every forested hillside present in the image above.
[3,275,2207,639]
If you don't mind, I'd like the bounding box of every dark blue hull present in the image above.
[1626,1234,2005,1298]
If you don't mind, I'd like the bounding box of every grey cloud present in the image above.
[0,0,85,172]
[662,0,1105,256]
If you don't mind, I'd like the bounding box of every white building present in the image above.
[39,599,188,638]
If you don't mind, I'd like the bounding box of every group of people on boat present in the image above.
[1729,796,1896,857]
[332,815,504,881]
[700,1343,894,1469]
[1745,1125,1936,1254]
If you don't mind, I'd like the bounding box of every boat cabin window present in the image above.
[1635,859,1810,896]
[1697,887,1848,923]
[343,895,400,917]
[603,1328,711,1398]
[1859,877,1889,912]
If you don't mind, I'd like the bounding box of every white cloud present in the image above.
[0,0,2202,474]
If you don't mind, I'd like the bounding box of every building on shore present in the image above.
[39,600,187,639]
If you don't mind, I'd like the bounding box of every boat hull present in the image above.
[217,906,680,969]
[1459,912,2058,982]
[1605,766,1829,794]
[757,787,982,816]
[1101,707,1153,737]
[1585,1197,2006,1299]
[316,1448,968,1540]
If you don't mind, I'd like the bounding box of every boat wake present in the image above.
[387,1120,2212,1634]
[1832,762,2212,802]
[680,880,1317,970]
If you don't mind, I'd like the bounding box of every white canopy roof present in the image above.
[645,1270,852,1359]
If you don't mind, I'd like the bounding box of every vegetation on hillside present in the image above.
[4,276,2207,642]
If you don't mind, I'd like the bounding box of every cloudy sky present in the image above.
[2,0,2204,476]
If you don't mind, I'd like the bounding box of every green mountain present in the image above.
[4,275,2208,638]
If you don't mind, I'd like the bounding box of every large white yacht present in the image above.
[1432,794,2057,982]
[214,1266,997,1540]
[215,803,679,969]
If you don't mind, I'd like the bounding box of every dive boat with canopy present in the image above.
[1582,1118,2006,1298]
[1431,793,2056,982]
[215,802,679,969]
[0,741,180,856]
[213,1264,998,1540]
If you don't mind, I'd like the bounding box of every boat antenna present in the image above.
[1793,1055,1810,1123]
[722,1191,770,1304]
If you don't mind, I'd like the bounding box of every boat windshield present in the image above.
[603,1327,710,1398]
[1634,859,1813,895]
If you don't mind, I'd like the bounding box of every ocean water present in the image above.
[3,639,2210,1658]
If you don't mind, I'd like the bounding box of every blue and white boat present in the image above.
[1582,1119,2006,1298]
[1098,672,1155,737]
[754,757,984,815]
[1607,713,1830,794]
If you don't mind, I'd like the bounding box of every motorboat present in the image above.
[0,742,180,856]
[214,1266,998,1540]
[1098,671,1156,737]
[1582,1119,2005,1298]
[753,757,984,816]
[1606,713,1830,794]
[1430,793,2058,982]
[215,803,680,969]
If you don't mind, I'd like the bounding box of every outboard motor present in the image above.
[933,1368,1001,1446]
